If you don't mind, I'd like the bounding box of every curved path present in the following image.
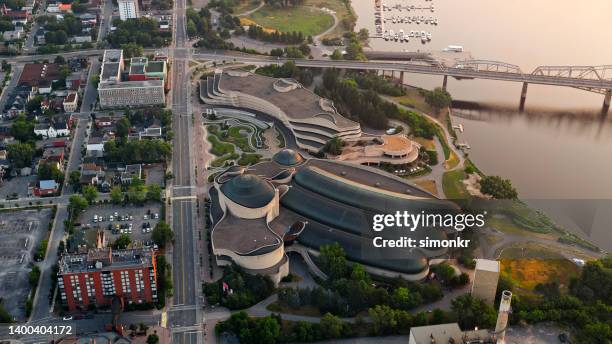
[312,7,339,43]
[236,1,264,17]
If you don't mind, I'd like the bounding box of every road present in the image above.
[169,0,203,341]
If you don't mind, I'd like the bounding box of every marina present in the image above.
[374,0,438,44]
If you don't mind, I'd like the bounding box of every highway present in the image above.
[169,0,203,341]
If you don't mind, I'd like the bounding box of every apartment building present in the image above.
[58,248,158,311]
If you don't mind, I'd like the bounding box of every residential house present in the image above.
[42,147,65,165]
[18,63,60,94]
[2,27,24,41]
[80,162,105,185]
[63,92,79,113]
[94,116,113,128]
[29,179,59,196]
[119,164,141,184]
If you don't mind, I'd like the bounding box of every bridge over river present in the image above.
[194,50,612,113]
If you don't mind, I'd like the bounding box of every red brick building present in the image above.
[58,248,158,311]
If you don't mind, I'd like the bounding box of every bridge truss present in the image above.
[450,60,612,94]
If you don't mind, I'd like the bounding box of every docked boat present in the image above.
[426,32,432,40]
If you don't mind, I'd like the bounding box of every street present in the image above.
[168,0,204,341]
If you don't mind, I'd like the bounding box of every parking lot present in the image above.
[0,208,52,320]
[77,203,163,246]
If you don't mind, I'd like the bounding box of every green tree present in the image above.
[110,186,124,204]
[146,183,162,201]
[113,234,132,249]
[7,143,35,168]
[369,305,397,335]
[318,243,348,280]
[128,177,147,204]
[331,48,343,60]
[120,43,144,59]
[479,175,518,199]
[10,114,35,142]
[146,334,159,344]
[451,294,497,330]
[82,185,98,204]
[68,195,88,218]
[424,87,452,113]
[69,171,81,190]
[319,313,344,339]
[151,221,173,248]
[116,117,130,139]
[28,266,41,288]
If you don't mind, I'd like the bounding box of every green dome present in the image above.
[273,149,303,166]
[220,174,275,208]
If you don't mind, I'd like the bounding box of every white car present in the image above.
[63,315,73,321]
[144,215,149,220]
[109,215,114,221]
[154,213,159,219]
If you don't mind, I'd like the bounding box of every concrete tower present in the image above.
[494,290,512,343]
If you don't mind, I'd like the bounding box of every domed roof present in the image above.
[273,149,303,166]
[220,174,275,208]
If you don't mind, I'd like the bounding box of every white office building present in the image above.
[118,0,138,20]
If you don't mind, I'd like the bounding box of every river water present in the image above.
[352,0,612,249]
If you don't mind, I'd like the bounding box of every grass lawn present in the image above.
[211,153,240,168]
[208,134,235,156]
[303,0,354,37]
[442,169,469,200]
[500,245,581,292]
[247,5,334,36]
[414,179,438,196]
[413,137,435,151]
[237,153,262,166]
[393,87,436,115]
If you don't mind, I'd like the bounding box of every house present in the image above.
[58,3,72,12]
[86,142,105,157]
[71,35,92,43]
[80,163,105,185]
[2,27,24,41]
[18,63,60,92]
[63,92,79,113]
[119,164,141,184]
[94,116,113,128]
[42,147,65,164]
[4,10,30,25]
[37,158,62,172]
[29,179,59,197]
[34,115,72,138]
[20,166,32,176]
[35,28,46,44]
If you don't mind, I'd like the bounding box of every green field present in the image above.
[442,169,468,200]
[248,5,334,36]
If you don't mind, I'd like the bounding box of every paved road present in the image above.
[0,64,22,112]
[169,0,203,342]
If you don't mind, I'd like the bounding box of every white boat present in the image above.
[443,45,464,52]
[426,32,432,40]
[389,29,395,37]
[392,17,397,23]
[409,30,415,37]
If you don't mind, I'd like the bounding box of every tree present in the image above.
[121,42,144,59]
[7,143,35,168]
[323,137,344,155]
[451,294,497,330]
[318,243,348,280]
[69,171,81,190]
[38,161,64,183]
[424,87,452,113]
[10,114,35,142]
[82,185,98,204]
[28,266,41,288]
[116,117,130,139]
[146,334,159,344]
[319,313,343,339]
[151,221,173,248]
[146,183,162,201]
[432,263,456,285]
[113,234,132,249]
[110,186,124,204]
[128,177,147,204]
[357,28,369,42]
[479,175,518,199]
[369,305,397,335]
[68,195,88,218]
[330,48,343,60]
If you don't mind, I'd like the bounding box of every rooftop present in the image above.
[217,72,358,129]
[146,61,165,74]
[59,248,155,274]
[220,174,276,208]
[409,323,463,344]
[475,259,500,272]
[99,79,164,89]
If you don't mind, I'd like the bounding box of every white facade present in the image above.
[34,125,69,138]
[63,93,79,113]
[118,0,138,20]
[98,80,165,108]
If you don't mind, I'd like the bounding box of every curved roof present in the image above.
[273,149,304,166]
[220,174,275,208]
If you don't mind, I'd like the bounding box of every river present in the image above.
[352,0,612,250]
